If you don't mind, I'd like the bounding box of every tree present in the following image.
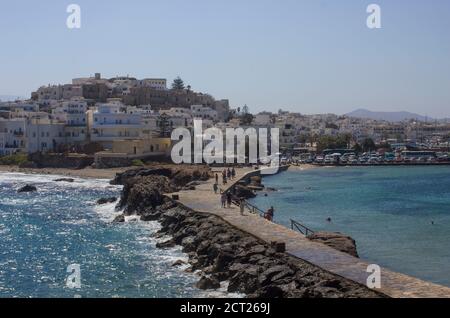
[353,143,363,154]
[158,113,171,137]
[171,77,185,90]
[240,113,254,125]
[316,134,351,152]
[239,105,253,125]
[362,138,377,152]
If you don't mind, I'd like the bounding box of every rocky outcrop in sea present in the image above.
[17,184,37,193]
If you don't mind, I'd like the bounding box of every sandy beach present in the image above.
[0,163,317,180]
[287,164,317,172]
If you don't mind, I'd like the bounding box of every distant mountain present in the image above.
[346,109,432,122]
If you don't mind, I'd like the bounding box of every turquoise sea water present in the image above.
[250,166,450,287]
[0,173,235,298]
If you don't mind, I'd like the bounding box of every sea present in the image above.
[250,166,450,287]
[0,172,239,298]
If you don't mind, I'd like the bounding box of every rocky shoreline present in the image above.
[111,167,384,298]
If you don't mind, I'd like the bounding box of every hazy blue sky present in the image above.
[1,0,450,117]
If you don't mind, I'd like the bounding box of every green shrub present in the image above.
[131,159,144,167]
[0,153,30,166]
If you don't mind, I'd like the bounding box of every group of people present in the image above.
[216,168,236,185]
[212,167,275,222]
[220,191,233,208]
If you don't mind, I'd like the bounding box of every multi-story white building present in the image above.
[0,118,26,155]
[0,115,66,155]
[52,98,88,143]
[191,105,218,121]
[26,117,66,153]
[90,103,143,148]
[159,108,193,128]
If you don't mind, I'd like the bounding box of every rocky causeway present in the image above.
[109,165,450,298]
[110,166,381,298]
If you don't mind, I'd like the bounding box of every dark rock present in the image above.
[54,178,75,183]
[258,265,294,286]
[307,232,359,258]
[228,265,260,294]
[248,254,266,265]
[113,214,125,223]
[196,240,211,255]
[172,260,186,267]
[97,197,117,205]
[253,285,285,298]
[140,208,161,221]
[234,185,256,199]
[18,185,37,193]
[117,173,178,214]
[320,279,344,290]
[237,244,266,259]
[229,263,252,276]
[111,168,173,185]
[196,276,221,290]
[156,239,176,249]
[212,272,230,282]
[270,241,286,253]
[213,251,235,272]
[181,236,197,253]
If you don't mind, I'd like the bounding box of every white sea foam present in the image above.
[92,202,122,222]
[0,172,121,191]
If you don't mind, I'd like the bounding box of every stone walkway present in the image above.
[171,168,450,298]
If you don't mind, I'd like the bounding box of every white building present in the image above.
[90,103,143,148]
[52,98,88,143]
[0,116,66,155]
[0,119,26,155]
[191,105,218,121]
[159,108,193,128]
[26,117,66,153]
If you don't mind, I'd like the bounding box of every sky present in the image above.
[1,0,450,117]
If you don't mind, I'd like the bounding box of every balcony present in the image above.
[13,131,24,137]
[4,144,23,149]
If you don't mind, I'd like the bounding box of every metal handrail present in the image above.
[290,219,315,236]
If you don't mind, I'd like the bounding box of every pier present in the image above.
[171,166,450,298]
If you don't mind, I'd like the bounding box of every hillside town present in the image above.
[1,73,450,168]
